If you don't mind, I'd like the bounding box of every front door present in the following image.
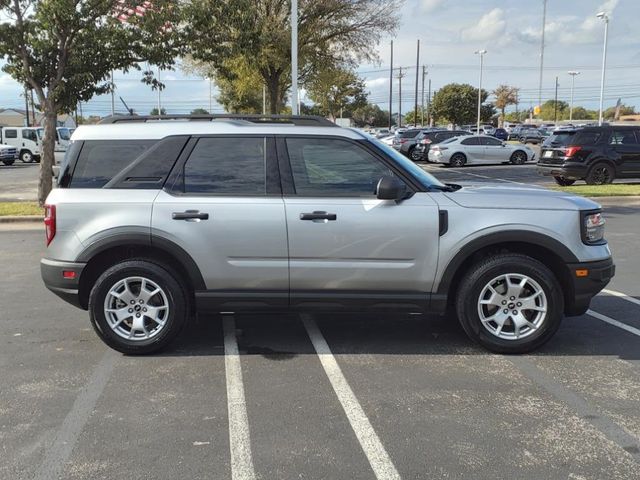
[152,136,289,310]
[480,136,510,164]
[280,136,441,310]
[608,130,640,176]
[460,136,484,163]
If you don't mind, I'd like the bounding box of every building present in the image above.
[0,108,76,128]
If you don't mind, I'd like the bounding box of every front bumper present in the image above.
[565,257,615,316]
[41,258,86,309]
[537,162,588,179]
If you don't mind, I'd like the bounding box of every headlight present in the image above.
[581,210,606,245]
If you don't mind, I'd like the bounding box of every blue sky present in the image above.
[1,0,638,116]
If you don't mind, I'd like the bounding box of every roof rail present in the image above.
[98,114,338,127]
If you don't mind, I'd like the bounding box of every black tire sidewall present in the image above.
[88,260,187,355]
[456,255,564,353]
[450,154,465,167]
[510,151,526,165]
[554,176,575,186]
[586,162,614,185]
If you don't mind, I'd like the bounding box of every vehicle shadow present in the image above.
[159,311,640,362]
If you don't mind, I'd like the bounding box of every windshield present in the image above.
[364,137,446,189]
[57,128,71,140]
[37,128,44,140]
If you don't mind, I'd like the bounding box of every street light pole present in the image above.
[596,11,609,126]
[475,50,487,132]
[291,0,299,115]
[538,0,547,117]
[567,71,580,121]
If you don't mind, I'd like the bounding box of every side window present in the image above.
[183,137,266,195]
[609,130,637,145]
[286,137,394,196]
[69,140,155,188]
[461,137,480,146]
[4,129,17,139]
[480,137,502,146]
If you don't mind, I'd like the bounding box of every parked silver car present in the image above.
[41,115,612,355]
[428,135,535,167]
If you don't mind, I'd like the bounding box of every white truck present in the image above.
[0,126,41,163]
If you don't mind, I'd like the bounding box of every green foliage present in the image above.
[604,104,636,120]
[306,65,367,120]
[430,83,491,125]
[184,0,402,113]
[150,108,167,115]
[539,100,569,121]
[190,108,210,115]
[351,103,391,127]
[570,106,597,120]
[403,108,427,126]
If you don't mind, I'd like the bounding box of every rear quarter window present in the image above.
[69,140,156,188]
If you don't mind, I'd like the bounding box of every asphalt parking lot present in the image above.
[2,163,640,479]
[0,153,65,201]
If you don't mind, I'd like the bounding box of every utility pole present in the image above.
[515,90,519,118]
[291,0,299,115]
[538,0,547,117]
[396,67,406,128]
[596,11,609,126]
[568,71,580,121]
[475,49,487,132]
[157,68,162,116]
[427,79,432,126]
[421,66,426,126]
[553,76,559,123]
[262,85,266,115]
[110,71,115,116]
[388,40,393,129]
[24,86,30,127]
[414,39,420,126]
[209,79,213,113]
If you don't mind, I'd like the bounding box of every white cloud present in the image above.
[461,8,506,42]
[365,77,388,88]
[421,0,445,13]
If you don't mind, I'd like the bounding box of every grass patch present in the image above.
[550,183,640,197]
[0,202,43,216]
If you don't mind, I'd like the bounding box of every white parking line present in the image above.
[602,288,640,307]
[587,309,640,337]
[301,314,401,480]
[223,315,256,480]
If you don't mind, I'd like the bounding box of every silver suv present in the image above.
[41,115,615,355]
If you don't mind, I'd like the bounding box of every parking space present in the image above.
[1,206,639,479]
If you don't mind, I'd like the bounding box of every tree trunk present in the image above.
[38,106,57,206]
[265,70,282,114]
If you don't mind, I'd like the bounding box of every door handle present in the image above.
[300,211,337,221]
[172,210,209,221]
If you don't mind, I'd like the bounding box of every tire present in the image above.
[2,159,14,166]
[510,150,527,165]
[449,153,467,167]
[553,176,576,187]
[88,260,188,355]
[585,162,615,185]
[409,147,422,161]
[20,150,34,163]
[455,253,564,354]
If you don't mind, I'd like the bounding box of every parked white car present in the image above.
[428,135,535,167]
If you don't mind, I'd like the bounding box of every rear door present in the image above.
[459,136,484,163]
[608,130,640,176]
[152,136,289,310]
[279,136,440,310]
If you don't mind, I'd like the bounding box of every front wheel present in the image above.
[553,176,576,186]
[455,254,564,353]
[88,260,188,355]
[510,150,527,165]
[20,150,34,163]
[409,147,422,161]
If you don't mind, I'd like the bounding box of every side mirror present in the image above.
[376,175,407,201]
[501,142,507,146]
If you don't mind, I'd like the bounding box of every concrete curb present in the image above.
[0,215,43,224]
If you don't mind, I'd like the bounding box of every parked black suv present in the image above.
[537,125,640,185]
[413,130,471,161]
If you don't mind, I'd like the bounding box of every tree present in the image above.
[306,65,367,120]
[150,108,167,116]
[493,85,519,126]
[539,100,568,121]
[430,83,490,126]
[403,108,426,126]
[571,106,597,120]
[604,103,636,120]
[184,0,401,114]
[190,108,210,115]
[0,0,181,205]
[351,103,390,127]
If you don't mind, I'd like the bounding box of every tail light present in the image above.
[44,204,56,246]
[399,138,407,143]
[564,146,582,158]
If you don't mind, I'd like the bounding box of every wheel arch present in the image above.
[435,231,578,314]
[76,233,205,310]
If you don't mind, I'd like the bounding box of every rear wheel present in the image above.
[409,147,422,161]
[510,150,527,165]
[88,260,188,355]
[553,176,575,186]
[449,153,467,167]
[585,162,615,185]
[455,254,564,353]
